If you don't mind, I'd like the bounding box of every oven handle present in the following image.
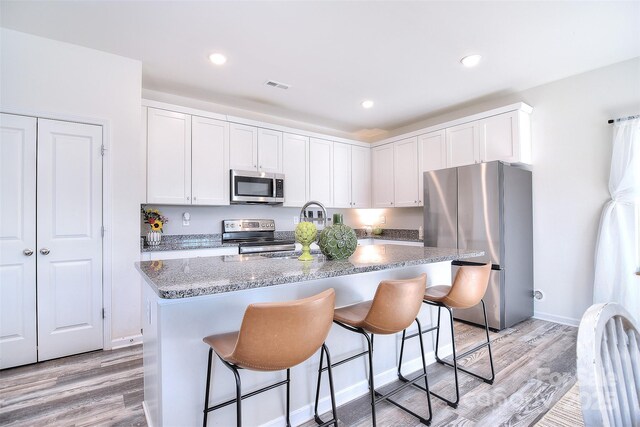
[239,244,296,254]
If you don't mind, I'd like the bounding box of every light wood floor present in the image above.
[0,318,577,426]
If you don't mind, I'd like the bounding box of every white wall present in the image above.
[385,57,640,325]
[1,29,144,346]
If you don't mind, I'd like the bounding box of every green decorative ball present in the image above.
[318,222,357,260]
[295,221,317,245]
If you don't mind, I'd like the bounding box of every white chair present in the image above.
[577,302,640,427]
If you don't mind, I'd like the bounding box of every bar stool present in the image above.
[203,289,338,427]
[314,274,433,426]
[399,262,495,409]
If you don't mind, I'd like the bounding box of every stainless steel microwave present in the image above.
[230,170,285,205]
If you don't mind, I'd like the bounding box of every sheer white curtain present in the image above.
[593,117,640,318]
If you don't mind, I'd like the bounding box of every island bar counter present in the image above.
[137,245,483,427]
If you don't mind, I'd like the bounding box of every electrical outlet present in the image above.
[379,215,386,224]
[293,216,299,225]
[182,212,190,226]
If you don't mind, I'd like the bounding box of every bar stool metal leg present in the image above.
[398,299,496,409]
[363,332,377,426]
[312,344,339,427]
[203,348,214,427]
[286,368,291,427]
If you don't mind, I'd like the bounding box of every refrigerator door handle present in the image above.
[452,260,503,270]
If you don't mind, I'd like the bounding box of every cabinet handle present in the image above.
[23,249,34,256]
[193,197,197,201]
[186,196,190,201]
[40,248,50,255]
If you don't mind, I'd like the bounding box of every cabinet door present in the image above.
[418,130,446,207]
[282,133,308,207]
[372,144,394,208]
[192,116,229,205]
[257,128,283,173]
[479,111,519,163]
[446,122,479,168]
[393,137,420,207]
[147,108,192,204]
[308,138,333,207]
[419,130,446,172]
[37,119,103,361]
[229,123,257,171]
[0,113,37,369]
[351,145,371,208]
[332,142,352,208]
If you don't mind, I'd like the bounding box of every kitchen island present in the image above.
[137,245,482,427]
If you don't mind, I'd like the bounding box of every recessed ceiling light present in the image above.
[460,54,482,68]
[209,53,227,65]
[361,100,374,109]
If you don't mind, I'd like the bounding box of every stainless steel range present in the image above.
[222,219,295,254]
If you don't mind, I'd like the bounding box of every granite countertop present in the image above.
[140,234,234,252]
[136,244,483,299]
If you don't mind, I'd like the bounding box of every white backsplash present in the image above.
[140,204,424,235]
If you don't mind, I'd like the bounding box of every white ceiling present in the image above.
[2,1,639,139]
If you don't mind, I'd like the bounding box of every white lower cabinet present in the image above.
[308,138,333,207]
[0,113,104,369]
[282,133,309,207]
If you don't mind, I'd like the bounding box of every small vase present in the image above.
[295,221,317,261]
[146,231,162,246]
[318,214,357,260]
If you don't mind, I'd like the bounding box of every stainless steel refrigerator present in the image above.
[423,161,533,330]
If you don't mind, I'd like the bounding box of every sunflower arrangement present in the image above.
[141,207,169,233]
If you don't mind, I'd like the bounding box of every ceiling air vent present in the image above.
[264,80,291,90]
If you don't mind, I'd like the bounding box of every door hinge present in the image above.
[101,226,105,237]
[100,145,106,156]
[102,308,106,319]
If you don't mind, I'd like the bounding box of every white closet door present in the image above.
[0,114,37,369]
[36,119,103,361]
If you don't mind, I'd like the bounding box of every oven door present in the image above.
[230,170,278,204]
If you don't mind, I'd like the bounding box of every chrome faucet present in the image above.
[299,201,328,228]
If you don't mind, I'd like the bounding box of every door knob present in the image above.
[23,249,34,256]
[40,248,50,255]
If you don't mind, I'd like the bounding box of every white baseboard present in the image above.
[261,344,453,427]
[533,311,580,327]
[110,333,143,349]
[142,401,154,427]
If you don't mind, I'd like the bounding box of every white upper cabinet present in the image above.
[372,144,394,208]
[147,108,192,204]
[191,116,229,206]
[308,138,333,207]
[445,122,480,168]
[229,123,258,171]
[332,142,352,208]
[257,128,283,173]
[282,133,308,207]
[351,145,371,208]
[419,130,446,172]
[479,110,530,164]
[393,137,420,207]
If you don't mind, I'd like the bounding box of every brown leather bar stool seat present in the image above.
[314,274,433,426]
[203,289,338,427]
[399,262,495,409]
